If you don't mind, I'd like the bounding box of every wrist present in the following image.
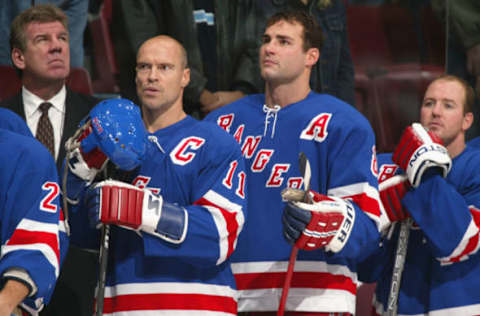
[0,279,30,313]
[140,191,188,244]
[419,168,443,182]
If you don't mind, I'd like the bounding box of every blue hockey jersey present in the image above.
[0,129,62,315]
[205,92,386,313]
[469,136,480,148]
[69,116,246,315]
[0,108,33,137]
[0,109,69,269]
[359,146,480,315]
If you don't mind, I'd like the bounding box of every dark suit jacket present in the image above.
[0,87,99,171]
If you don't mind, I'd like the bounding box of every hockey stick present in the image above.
[96,223,110,316]
[62,140,109,316]
[278,152,311,316]
[385,217,412,316]
[96,166,139,315]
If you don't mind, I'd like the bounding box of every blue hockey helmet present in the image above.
[81,98,147,171]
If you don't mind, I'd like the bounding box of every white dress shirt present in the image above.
[23,85,66,161]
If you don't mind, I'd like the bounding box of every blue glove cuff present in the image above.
[155,202,188,244]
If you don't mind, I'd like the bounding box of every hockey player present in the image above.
[0,128,62,315]
[205,11,385,315]
[359,74,480,315]
[65,35,247,315]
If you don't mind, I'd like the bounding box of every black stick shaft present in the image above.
[96,224,110,316]
[385,218,412,316]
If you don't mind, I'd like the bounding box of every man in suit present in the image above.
[0,3,97,171]
[0,4,99,316]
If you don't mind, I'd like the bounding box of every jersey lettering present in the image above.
[132,176,160,195]
[241,136,262,158]
[379,164,399,182]
[40,182,59,213]
[133,176,151,189]
[170,137,205,166]
[236,171,246,199]
[233,125,245,144]
[266,164,290,187]
[223,160,238,189]
[287,177,303,189]
[217,114,234,132]
[300,113,332,142]
[251,149,274,173]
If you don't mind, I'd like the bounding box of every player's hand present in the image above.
[214,91,245,107]
[379,174,410,223]
[393,123,451,188]
[0,280,29,316]
[66,118,109,183]
[85,180,187,244]
[282,190,355,253]
[66,98,147,183]
[199,89,219,113]
[200,90,245,113]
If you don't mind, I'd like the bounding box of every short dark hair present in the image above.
[10,4,68,52]
[265,10,324,52]
[429,74,475,114]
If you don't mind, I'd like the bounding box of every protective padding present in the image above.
[81,98,147,171]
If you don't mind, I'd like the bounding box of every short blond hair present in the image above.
[429,74,475,114]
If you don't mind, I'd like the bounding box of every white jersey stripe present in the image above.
[201,190,244,265]
[328,181,390,231]
[101,310,235,316]
[231,260,354,277]
[203,205,228,265]
[17,218,59,234]
[1,243,59,276]
[439,216,480,263]
[237,288,356,313]
[104,282,237,298]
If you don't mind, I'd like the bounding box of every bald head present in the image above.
[138,35,188,69]
[135,35,191,125]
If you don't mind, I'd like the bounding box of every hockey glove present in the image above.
[66,98,147,184]
[393,123,451,188]
[379,174,410,223]
[282,190,355,253]
[85,180,188,244]
[66,120,108,183]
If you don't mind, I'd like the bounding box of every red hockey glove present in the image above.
[282,190,355,253]
[379,174,411,223]
[86,180,187,244]
[393,123,451,188]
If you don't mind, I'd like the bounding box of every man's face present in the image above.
[135,37,190,113]
[420,79,471,146]
[13,21,70,82]
[259,20,311,84]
